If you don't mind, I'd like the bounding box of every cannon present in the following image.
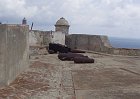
[58,53,88,61]
[74,57,94,63]
[48,43,71,53]
[48,50,56,54]
[70,49,85,53]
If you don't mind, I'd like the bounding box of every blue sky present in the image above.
[0,0,140,39]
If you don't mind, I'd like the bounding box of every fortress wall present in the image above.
[29,30,65,56]
[66,34,112,52]
[29,30,51,56]
[108,48,140,56]
[29,30,65,46]
[29,30,52,46]
[66,34,140,56]
[0,24,29,87]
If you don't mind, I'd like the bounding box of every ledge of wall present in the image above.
[107,48,140,56]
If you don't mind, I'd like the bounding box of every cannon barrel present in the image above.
[70,49,85,53]
[48,43,71,53]
[58,53,88,61]
[74,57,94,63]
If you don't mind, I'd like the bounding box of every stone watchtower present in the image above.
[55,17,70,35]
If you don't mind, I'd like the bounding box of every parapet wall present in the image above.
[107,48,140,56]
[66,34,140,56]
[66,34,112,51]
[29,30,65,56]
[29,30,65,46]
[0,24,29,87]
[29,30,52,46]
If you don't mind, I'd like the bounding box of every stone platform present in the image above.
[0,53,140,99]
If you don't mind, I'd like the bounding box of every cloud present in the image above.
[0,0,140,38]
[0,0,38,18]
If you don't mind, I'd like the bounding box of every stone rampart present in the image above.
[66,34,112,52]
[0,24,29,87]
[66,34,140,56]
[29,30,65,46]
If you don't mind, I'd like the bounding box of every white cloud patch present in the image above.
[0,0,38,18]
[0,0,140,38]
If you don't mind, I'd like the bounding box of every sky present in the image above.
[0,0,140,39]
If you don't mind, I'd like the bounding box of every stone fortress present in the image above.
[0,17,140,87]
[30,17,140,56]
[0,17,140,98]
